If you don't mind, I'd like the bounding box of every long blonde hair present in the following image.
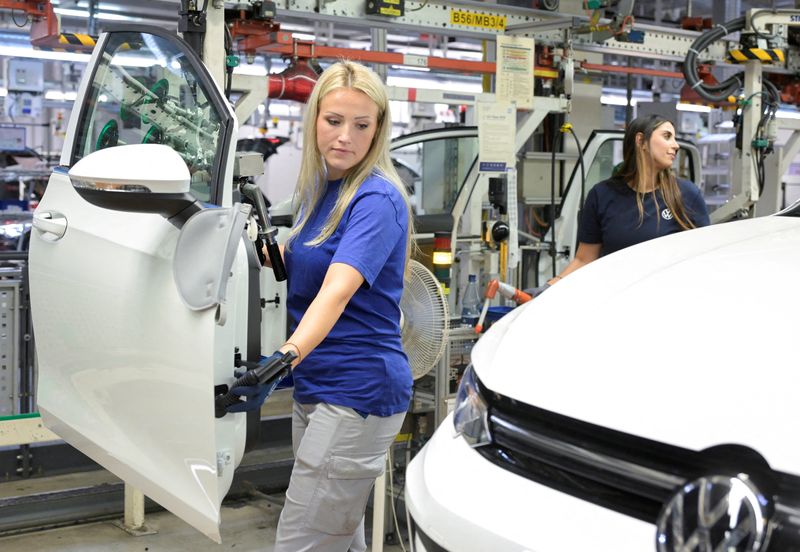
[288,60,414,271]
[616,114,696,230]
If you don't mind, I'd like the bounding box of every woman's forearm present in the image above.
[278,263,363,367]
[547,242,602,285]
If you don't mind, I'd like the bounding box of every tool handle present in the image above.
[265,234,286,282]
[214,350,297,416]
[241,182,288,282]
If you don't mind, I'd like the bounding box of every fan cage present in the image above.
[400,260,449,379]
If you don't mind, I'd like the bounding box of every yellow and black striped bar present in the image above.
[727,48,785,64]
[58,33,96,48]
[34,33,97,52]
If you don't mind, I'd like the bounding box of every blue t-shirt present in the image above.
[284,172,412,417]
[578,177,710,256]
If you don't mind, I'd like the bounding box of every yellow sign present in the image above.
[450,10,507,31]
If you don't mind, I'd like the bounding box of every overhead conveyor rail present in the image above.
[270,0,733,63]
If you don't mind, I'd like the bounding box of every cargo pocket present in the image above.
[305,453,386,535]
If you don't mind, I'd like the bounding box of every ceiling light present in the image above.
[53,7,141,22]
[1,45,91,63]
[386,75,482,93]
[600,95,633,106]
[676,103,711,113]
[776,109,800,120]
[391,65,430,72]
[234,64,268,76]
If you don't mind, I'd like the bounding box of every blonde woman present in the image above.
[246,61,413,552]
[542,114,709,289]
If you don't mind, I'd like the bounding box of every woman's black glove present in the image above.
[225,351,285,413]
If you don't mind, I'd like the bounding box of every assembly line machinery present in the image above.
[5,0,800,539]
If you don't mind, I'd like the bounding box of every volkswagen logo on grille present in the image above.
[656,474,771,552]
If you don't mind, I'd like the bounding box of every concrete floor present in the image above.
[0,492,410,551]
[0,393,410,551]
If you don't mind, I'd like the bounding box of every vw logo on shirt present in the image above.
[661,208,673,220]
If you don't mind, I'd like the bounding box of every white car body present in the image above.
[406,207,800,551]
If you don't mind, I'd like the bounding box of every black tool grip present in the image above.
[214,350,297,417]
[240,182,287,282]
[266,238,286,281]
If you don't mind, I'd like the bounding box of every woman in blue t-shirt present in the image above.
[542,114,710,290]
[243,61,414,551]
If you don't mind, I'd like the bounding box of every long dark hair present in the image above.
[616,114,696,230]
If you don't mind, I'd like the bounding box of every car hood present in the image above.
[472,214,800,474]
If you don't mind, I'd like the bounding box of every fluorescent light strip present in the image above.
[386,75,482,93]
[600,95,634,106]
[676,103,712,113]
[53,7,140,21]
[0,45,91,63]
[390,64,431,72]
[234,64,268,76]
[393,45,483,62]
[776,109,800,120]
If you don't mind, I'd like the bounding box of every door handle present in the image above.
[33,211,68,239]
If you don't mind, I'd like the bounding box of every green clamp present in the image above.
[226,55,240,68]
[751,138,769,149]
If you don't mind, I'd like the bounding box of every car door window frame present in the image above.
[67,25,234,206]
[390,126,479,217]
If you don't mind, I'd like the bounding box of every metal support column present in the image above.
[371,28,388,82]
[712,59,762,222]
[371,468,386,552]
[202,0,227,96]
[87,0,98,36]
[112,484,157,536]
[758,120,800,216]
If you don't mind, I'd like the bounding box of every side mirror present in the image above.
[69,144,200,220]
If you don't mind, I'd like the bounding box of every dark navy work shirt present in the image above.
[578,177,710,256]
[284,172,412,417]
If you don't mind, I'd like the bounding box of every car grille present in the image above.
[474,378,800,548]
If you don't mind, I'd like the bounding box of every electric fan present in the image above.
[400,260,449,379]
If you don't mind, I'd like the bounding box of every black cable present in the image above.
[224,23,235,100]
[11,9,28,27]
[566,126,586,257]
[682,16,747,103]
[549,124,562,280]
[750,10,778,41]
[565,126,586,212]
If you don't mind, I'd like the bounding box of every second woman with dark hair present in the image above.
[546,114,710,286]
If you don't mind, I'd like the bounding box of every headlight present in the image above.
[453,364,491,447]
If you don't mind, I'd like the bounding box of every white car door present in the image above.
[28,27,248,543]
